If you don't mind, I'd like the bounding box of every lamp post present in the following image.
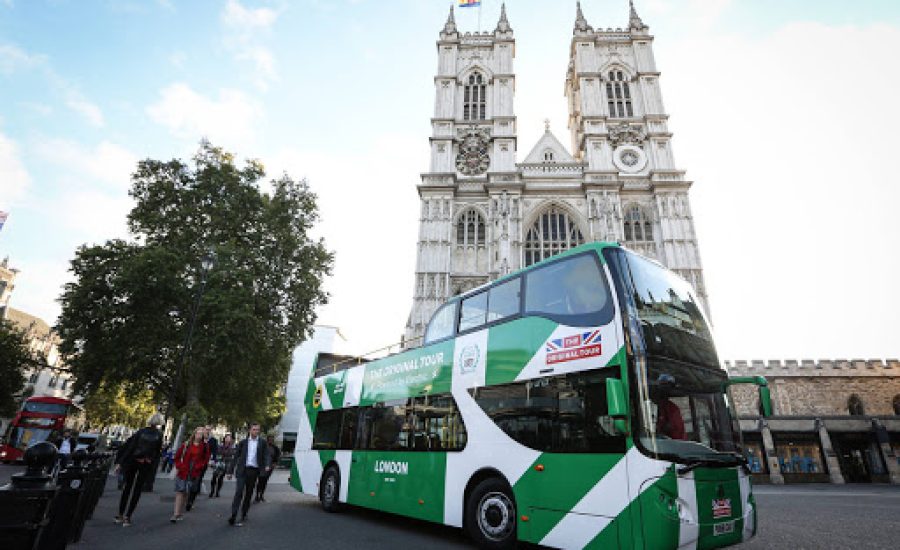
[170,251,216,451]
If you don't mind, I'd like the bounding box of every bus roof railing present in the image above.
[313,334,425,376]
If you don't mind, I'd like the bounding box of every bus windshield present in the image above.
[636,358,742,462]
[625,252,718,368]
[23,402,69,415]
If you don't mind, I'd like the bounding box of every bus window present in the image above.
[359,400,413,451]
[459,291,488,332]
[338,408,358,449]
[312,410,343,450]
[411,394,467,451]
[470,369,625,454]
[424,303,457,344]
[486,277,520,323]
[524,254,613,326]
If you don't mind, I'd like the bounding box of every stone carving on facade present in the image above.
[456,126,491,176]
[494,2,512,33]
[608,123,646,147]
[574,1,593,33]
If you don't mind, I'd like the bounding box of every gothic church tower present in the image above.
[405,2,708,346]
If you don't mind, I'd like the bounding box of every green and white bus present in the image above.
[290,242,771,549]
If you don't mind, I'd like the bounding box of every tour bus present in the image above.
[0,396,81,463]
[291,242,771,549]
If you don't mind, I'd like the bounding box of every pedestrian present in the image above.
[209,433,236,498]
[114,414,164,526]
[186,425,217,509]
[171,426,210,523]
[54,428,77,467]
[228,422,270,526]
[255,435,281,502]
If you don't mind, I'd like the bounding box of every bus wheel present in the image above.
[319,465,341,513]
[465,478,517,549]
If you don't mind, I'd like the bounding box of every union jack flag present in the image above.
[546,331,601,352]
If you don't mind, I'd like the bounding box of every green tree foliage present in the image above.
[0,318,32,416]
[83,383,156,430]
[57,141,333,424]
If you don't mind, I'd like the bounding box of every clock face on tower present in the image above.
[456,128,491,176]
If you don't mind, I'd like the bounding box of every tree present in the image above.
[82,383,156,431]
[57,141,333,426]
[0,318,32,417]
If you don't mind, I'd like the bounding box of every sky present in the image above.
[1,0,899,362]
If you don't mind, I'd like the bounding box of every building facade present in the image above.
[727,359,900,485]
[405,3,707,344]
[0,256,18,319]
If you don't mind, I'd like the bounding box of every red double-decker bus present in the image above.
[0,396,80,463]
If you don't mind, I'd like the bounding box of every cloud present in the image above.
[0,130,31,206]
[0,43,44,74]
[220,0,280,90]
[146,83,264,147]
[64,95,104,127]
[34,139,138,190]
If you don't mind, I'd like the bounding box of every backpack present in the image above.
[133,428,162,460]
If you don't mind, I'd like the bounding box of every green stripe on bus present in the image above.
[289,458,302,492]
[513,453,622,543]
[694,468,743,550]
[485,317,558,385]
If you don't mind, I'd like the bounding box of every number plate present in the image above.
[713,520,735,536]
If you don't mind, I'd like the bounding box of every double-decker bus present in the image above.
[291,242,771,549]
[0,396,80,463]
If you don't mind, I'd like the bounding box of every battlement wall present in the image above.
[725,359,900,378]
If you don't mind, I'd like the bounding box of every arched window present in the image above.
[848,394,865,416]
[543,150,554,161]
[463,72,486,121]
[456,210,486,246]
[623,204,653,242]
[606,70,633,118]
[524,207,585,267]
[892,395,900,415]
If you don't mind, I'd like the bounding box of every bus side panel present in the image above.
[348,450,446,523]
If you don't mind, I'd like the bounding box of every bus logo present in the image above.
[712,498,732,519]
[459,344,480,374]
[312,385,323,408]
[374,460,409,475]
[546,330,602,365]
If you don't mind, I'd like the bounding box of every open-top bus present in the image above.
[0,396,81,463]
[291,242,771,549]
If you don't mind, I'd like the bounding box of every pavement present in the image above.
[2,464,899,548]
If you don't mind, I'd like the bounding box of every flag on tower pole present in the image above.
[459,0,480,7]
[0,211,7,233]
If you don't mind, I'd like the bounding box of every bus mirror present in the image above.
[758,386,773,418]
[606,378,627,418]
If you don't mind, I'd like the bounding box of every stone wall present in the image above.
[726,359,900,417]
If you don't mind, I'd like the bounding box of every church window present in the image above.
[463,72,487,121]
[523,207,585,267]
[456,210,486,246]
[543,150,554,161]
[606,70,633,118]
[848,394,865,416]
[623,204,652,242]
[893,395,900,415]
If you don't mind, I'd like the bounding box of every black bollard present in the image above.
[0,442,59,550]
[38,449,89,549]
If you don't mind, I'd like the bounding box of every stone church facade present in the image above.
[400,3,899,485]
[405,3,706,344]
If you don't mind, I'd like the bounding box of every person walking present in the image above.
[114,414,164,526]
[228,422,270,526]
[186,425,217,509]
[54,429,77,467]
[209,433,236,498]
[171,426,210,523]
[255,435,281,502]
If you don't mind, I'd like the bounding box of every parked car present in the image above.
[74,433,107,453]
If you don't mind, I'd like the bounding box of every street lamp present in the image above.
[170,250,216,451]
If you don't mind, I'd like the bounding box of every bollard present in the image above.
[0,442,59,550]
[37,452,88,550]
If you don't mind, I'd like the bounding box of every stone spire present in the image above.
[442,5,457,35]
[629,0,647,30]
[494,2,512,33]
[574,1,592,33]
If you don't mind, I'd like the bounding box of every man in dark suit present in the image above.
[227,422,271,526]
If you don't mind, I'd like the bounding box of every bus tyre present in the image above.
[319,465,341,513]
[465,478,517,549]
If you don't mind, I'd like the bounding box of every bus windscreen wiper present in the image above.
[676,453,742,475]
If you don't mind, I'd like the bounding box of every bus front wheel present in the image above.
[319,465,341,513]
[465,478,517,549]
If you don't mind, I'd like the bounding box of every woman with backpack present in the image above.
[170,426,210,523]
[209,433,236,498]
[114,414,164,526]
